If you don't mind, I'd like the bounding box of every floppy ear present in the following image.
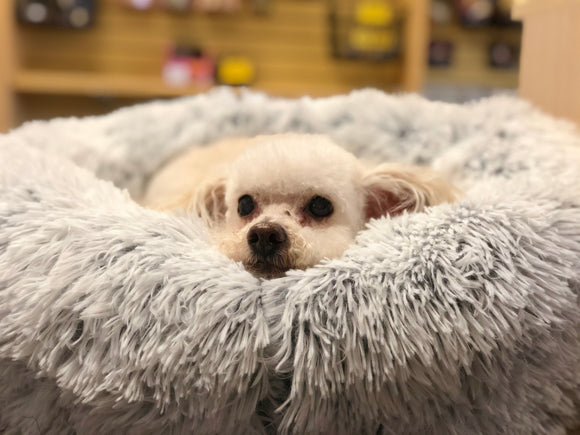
[362,163,457,221]
[189,174,227,227]
[158,174,227,227]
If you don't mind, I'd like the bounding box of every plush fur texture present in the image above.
[0,88,579,435]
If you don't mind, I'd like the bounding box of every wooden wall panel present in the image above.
[0,1,17,131]
[16,0,402,98]
[516,1,580,126]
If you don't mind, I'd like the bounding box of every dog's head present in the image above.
[190,134,455,278]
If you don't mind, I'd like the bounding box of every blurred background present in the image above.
[1,0,522,131]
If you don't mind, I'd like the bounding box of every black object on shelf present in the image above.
[492,0,521,27]
[17,0,96,29]
[455,0,522,28]
[489,42,519,69]
[429,40,454,67]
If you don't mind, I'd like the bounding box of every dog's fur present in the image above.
[144,134,457,278]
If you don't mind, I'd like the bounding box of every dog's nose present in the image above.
[247,223,287,257]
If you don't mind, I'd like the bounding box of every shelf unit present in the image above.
[0,0,429,132]
[427,22,521,90]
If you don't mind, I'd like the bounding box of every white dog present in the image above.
[144,134,457,278]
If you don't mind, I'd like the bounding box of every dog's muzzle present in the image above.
[247,223,287,257]
[246,223,291,277]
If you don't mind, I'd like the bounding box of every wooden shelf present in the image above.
[13,69,213,98]
[12,68,403,99]
[1,0,429,131]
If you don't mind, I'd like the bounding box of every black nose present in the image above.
[247,223,287,258]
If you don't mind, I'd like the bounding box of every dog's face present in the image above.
[190,134,456,278]
[218,136,366,278]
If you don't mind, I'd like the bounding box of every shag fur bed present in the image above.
[0,89,579,435]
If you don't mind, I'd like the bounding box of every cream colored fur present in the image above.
[144,134,457,277]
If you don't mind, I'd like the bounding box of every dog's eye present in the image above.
[307,196,333,218]
[238,195,255,217]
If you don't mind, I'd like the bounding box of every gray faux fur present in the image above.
[0,89,579,435]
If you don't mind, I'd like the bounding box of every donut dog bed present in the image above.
[0,89,578,434]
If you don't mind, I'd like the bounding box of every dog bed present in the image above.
[0,89,579,435]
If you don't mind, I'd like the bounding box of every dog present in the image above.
[143,134,457,278]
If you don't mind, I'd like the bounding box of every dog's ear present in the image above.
[159,174,227,226]
[189,174,227,226]
[362,163,456,221]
